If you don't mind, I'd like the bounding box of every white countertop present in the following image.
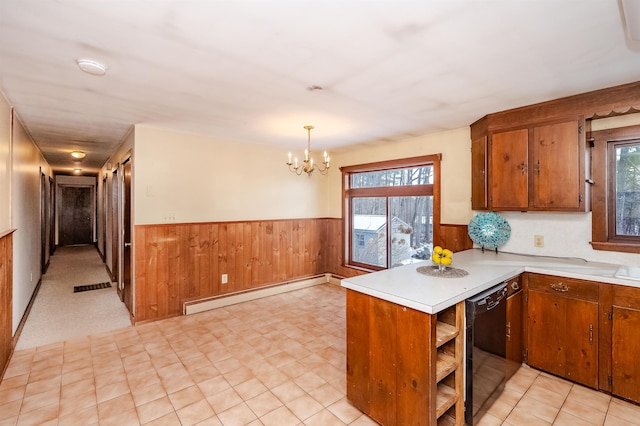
[340,248,639,314]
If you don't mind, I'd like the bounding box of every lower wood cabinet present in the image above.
[526,273,599,388]
[346,289,464,425]
[610,285,640,403]
[524,273,640,404]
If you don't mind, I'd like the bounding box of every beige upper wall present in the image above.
[327,127,472,224]
[133,125,329,224]
[0,93,11,232]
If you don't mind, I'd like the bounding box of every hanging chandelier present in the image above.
[286,125,330,176]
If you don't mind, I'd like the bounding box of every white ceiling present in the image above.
[1,0,639,175]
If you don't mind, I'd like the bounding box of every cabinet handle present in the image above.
[550,282,569,292]
[589,324,593,344]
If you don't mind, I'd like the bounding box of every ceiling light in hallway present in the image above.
[71,150,86,159]
[76,59,107,76]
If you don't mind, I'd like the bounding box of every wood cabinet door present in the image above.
[489,129,529,210]
[471,135,488,210]
[612,306,640,402]
[527,290,598,388]
[506,291,523,380]
[531,120,581,210]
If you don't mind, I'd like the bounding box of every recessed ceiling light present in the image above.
[71,150,86,159]
[76,59,107,76]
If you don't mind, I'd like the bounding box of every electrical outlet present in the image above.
[221,274,228,284]
[534,235,544,248]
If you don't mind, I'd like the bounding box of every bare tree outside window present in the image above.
[347,163,436,269]
[614,142,640,237]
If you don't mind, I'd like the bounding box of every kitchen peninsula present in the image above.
[341,248,638,425]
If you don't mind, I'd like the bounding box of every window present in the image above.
[591,124,640,253]
[608,140,640,240]
[342,155,441,270]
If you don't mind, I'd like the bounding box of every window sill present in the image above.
[590,241,640,254]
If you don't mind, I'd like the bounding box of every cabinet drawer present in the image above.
[527,273,598,302]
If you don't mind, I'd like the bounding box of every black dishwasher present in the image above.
[465,282,508,425]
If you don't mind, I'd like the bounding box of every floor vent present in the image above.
[73,282,112,293]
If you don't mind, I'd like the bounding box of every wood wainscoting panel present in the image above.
[135,219,329,322]
[0,230,14,379]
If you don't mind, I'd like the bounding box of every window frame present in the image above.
[341,154,441,271]
[590,123,640,253]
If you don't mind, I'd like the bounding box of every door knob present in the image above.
[124,242,131,248]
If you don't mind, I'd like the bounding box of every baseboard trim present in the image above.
[184,274,335,315]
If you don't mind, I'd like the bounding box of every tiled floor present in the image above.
[2,284,640,425]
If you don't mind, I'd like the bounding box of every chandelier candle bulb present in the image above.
[286,125,330,176]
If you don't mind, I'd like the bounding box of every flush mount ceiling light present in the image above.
[76,59,107,76]
[71,150,86,159]
[74,168,82,174]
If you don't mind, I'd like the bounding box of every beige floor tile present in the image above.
[137,395,175,424]
[168,384,206,411]
[98,392,136,421]
[504,406,552,425]
[143,411,183,426]
[217,402,259,426]
[15,403,59,426]
[286,394,323,421]
[245,390,283,418]
[307,383,343,407]
[554,410,601,426]
[303,408,346,426]
[606,398,640,425]
[0,399,22,421]
[514,393,561,423]
[566,384,611,413]
[57,404,98,426]
[176,399,216,425]
[271,381,306,404]
[234,377,268,401]
[560,394,606,425]
[207,386,244,413]
[327,398,362,424]
[259,405,300,426]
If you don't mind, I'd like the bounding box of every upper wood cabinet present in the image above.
[479,119,586,212]
[469,80,640,212]
[490,128,529,210]
[531,120,583,210]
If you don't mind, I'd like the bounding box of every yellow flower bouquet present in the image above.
[431,246,453,267]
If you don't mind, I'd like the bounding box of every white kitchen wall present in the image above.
[133,124,329,224]
[485,211,640,265]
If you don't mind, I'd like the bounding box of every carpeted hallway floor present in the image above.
[15,245,132,350]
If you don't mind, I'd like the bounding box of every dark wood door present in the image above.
[122,160,132,313]
[532,120,581,210]
[59,186,93,246]
[471,135,487,210]
[490,128,529,210]
[612,306,640,402]
[528,290,598,387]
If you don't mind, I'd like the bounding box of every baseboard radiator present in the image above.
[183,273,343,315]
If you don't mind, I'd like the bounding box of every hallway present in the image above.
[15,245,131,350]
